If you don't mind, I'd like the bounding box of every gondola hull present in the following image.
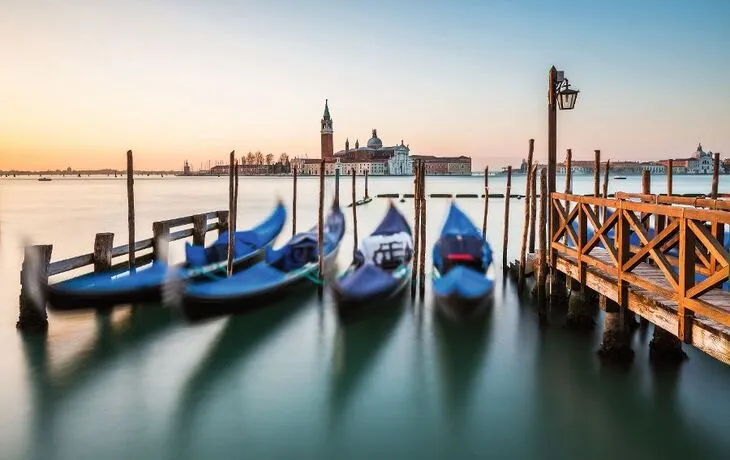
[47,248,268,311]
[181,247,340,321]
[332,265,410,317]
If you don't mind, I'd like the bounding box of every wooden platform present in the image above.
[556,248,730,365]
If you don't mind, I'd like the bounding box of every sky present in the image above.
[1,0,729,171]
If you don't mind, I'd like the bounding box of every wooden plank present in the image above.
[47,253,94,276]
[110,238,154,258]
[688,219,730,267]
[623,211,679,288]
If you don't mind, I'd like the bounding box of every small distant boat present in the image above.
[347,196,373,208]
[333,203,412,315]
[38,177,52,182]
[182,202,345,320]
[614,176,627,180]
[47,202,287,310]
[432,202,495,319]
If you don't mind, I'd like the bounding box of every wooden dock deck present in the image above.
[550,192,730,364]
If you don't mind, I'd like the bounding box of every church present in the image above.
[294,100,470,176]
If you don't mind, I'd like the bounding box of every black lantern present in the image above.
[557,87,579,110]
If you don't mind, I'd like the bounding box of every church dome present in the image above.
[367,129,382,149]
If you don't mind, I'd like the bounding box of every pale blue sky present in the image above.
[1,0,728,170]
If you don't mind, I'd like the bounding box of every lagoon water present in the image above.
[1,174,729,460]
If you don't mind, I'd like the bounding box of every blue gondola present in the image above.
[333,203,413,314]
[182,203,345,320]
[47,202,286,310]
[432,202,495,318]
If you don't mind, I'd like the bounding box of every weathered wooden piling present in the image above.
[152,221,170,263]
[17,245,53,332]
[226,151,235,277]
[528,165,536,253]
[192,214,207,246]
[93,233,114,272]
[602,159,611,221]
[593,150,600,213]
[411,161,421,297]
[418,161,427,300]
[216,210,229,236]
[598,297,635,363]
[667,159,674,196]
[502,166,512,272]
[537,170,548,321]
[292,166,298,236]
[365,170,369,199]
[712,152,720,199]
[335,168,340,206]
[317,159,325,296]
[351,169,358,257]
[638,170,651,329]
[518,140,534,289]
[482,167,489,239]
[126,150,135,269]
[563,149,572,247]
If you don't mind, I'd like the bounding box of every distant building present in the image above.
[293,100,471,175]
[660,144,718,174]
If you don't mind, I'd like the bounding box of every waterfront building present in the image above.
[661,144,718,174]
[293,101,471,175]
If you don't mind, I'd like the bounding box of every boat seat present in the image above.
[438,234,485,275]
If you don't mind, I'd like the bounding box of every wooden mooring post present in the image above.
[518,140,534,289]
[411,161,421,298]
[502,166,512,272]
[317,159,325,297]
[528,164,536,254]
[292,166,297,236]
[226,151,235,277]
[418,161,426,300]
[365,170,369,199]
[93,233,114,272]
[17,245,53,332]
[482,167,489,239]
[351,169,358,257]
[537,169,548,322]
[127,150,135,270]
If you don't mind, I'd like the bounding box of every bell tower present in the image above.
[320,99,334,159]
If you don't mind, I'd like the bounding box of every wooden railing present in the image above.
[551,192,730,341]
[45,210,229,278]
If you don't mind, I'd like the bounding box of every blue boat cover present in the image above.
[433,265,494,299]
[185,205,346,299]
[433,202,493,274]
[337,263,399,299]
[371,204,412,236]
[185,202,286,267]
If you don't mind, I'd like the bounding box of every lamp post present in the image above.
[547,66,579,292]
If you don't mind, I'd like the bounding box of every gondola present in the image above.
[432,202,494,318]
[332,202,412,315]
[181,202,345,320]
[47,202,286,310]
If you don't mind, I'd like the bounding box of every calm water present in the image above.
[1,174,729,460]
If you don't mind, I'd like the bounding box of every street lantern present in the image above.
[557,86,579,110]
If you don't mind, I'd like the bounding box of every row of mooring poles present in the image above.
[411,160,426,300]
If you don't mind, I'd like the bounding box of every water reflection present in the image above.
[328,301,405,428]
[432,304,492,432]
[21,305,176,460]
[172,294,313,458]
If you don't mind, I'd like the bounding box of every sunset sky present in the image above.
[1,0,729,171]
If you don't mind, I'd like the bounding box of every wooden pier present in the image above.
[550,192,730,364]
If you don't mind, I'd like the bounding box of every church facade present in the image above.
[294,101,471,176]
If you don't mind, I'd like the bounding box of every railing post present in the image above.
[93,233,114,272]
[152,221,170,263]
[192,214,207,247]
[678,216,695,343]
[566,196,594,330]
[17,245,53,332]
[216,210,229,237]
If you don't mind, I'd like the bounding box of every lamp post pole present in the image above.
[547,66,559,286]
